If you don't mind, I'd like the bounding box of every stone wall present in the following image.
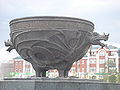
[0,78,120,90]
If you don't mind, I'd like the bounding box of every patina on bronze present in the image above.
[5,16,109,77]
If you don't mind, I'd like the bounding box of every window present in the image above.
[25,68,30,72]
[25,61,30,65]
[90,52,96,56]
[19,69,22,72]
[16,62,18,65]
[111,52,116,56]
[109,59,115,63]
[99,68,104,73]
[82,60,84,64]
[19,62,21,65]
[90,67,96,72]
[90,59,96,64]
[99,59,105,64]
[99,51,105,56]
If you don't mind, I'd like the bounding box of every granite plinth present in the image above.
[0,78,120,90]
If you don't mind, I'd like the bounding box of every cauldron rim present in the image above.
[9,16,94,27]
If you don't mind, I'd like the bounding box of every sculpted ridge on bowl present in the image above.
[5,16,109,77]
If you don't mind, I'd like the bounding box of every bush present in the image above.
[117,75,120,83]
[103,76,109,82]
[109,75,117,83]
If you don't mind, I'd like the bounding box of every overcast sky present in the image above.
[0,0,120,62]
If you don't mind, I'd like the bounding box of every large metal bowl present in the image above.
[6,16,108,77]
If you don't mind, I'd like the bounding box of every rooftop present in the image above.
[13,56,22,59]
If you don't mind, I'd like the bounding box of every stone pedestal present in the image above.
[0,78,120,90]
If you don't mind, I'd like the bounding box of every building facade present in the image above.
[0,60,14,79]
[12,57,35,78]
[70,45,120,79]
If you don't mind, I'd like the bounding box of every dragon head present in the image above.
[89,32,109,47]
[4,39,14,52]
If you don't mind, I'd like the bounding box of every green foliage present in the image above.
[92,76,96,79]
[117,75,120,83]
[108,75,117,83]
[102,74,120,83]
[5,72,15,77]
[103,76,109,82]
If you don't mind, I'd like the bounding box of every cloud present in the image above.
[0,47,19,63]
[0,0,120,19]
[0,0,120,48]
[1,0,119,17]
[107,42,120,48]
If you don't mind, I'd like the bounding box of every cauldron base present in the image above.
[0,78,120,90]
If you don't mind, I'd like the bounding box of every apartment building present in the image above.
[13,56,35,78]
[70,45,120,79]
